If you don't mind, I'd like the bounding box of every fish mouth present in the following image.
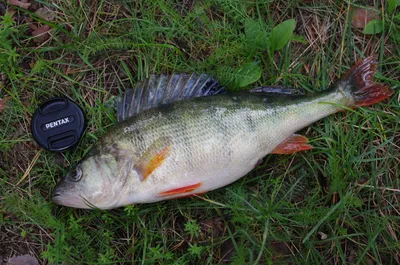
[52,193,91,209]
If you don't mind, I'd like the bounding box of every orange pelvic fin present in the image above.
[159,182,202,196]
[271,134,312,154]
[135,137,171,181]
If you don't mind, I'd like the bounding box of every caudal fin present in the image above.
[338,57,393,107]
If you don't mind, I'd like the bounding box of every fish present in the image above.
[52,57,393,209]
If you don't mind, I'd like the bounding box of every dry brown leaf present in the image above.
[35,6,55,21]
[28,23,38,31]
[8,255,39,265]
[7,7,17,17]
[32,25,51,42]
[351,7,380,29]
[0,96,10,112]
[7,0,31,9]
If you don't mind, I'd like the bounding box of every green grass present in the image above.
[1,0,399,264]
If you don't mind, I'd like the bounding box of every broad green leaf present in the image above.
[270,19,296,51]
[230,62,262,88]
[388,0,400,14]
[362,19,384,34]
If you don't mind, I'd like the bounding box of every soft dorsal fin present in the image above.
[117,73,225,122]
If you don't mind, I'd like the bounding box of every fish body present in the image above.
[97,92,341,206]
[53,58,392,209]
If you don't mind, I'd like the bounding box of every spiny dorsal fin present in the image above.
[117,73,225,122]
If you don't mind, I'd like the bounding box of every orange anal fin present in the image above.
[271,134,313,155]
[135,137,172,181]
[159,182,202,196]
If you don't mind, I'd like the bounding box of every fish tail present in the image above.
[336,57,393,107]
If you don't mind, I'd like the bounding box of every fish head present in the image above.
[53,152,124,209]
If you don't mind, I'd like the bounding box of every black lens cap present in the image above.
[31,97,85,152]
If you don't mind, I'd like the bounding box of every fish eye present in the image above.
[69,166,82,182]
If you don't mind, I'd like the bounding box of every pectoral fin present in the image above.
[134,137,172,181]
[271,134,312,154]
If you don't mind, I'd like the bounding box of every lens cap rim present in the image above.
[31,97,85,152]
